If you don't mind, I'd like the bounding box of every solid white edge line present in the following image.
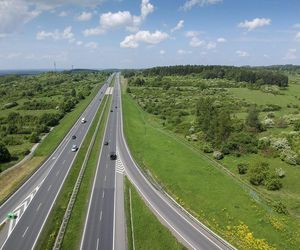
[117,76,236,250]
[80,75,115,250]
[30,81,111,250]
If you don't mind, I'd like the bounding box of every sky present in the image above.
[0,0,300,69]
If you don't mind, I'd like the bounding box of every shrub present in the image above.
[203,143,213,153]
[280,149,299,165]
[265,176,282,190]
[258,137,270,149]
[262,118,275,128]
[294,120,300,131]
[276,118,288,128]
[0,143,11,163]
[273,202,288,215]
[29,132,40,143]
[213,151,223,160]
[275,168,285,178]
[237,163,248,175]
[270,137,290,150]
[249,162,269,186]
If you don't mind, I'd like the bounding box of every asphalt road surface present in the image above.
[0,75,113,250]
[115,75,236,250]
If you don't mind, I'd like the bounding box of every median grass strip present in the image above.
[61,94,112,250]
[35,94,109,250]
[121,83,300,249]
[124,178,185,250]
[0,81,104,204]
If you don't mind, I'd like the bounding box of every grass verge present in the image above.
[125,178,185,250]
[61,94,111,249]
[35,94,109,250]
[121,81,300,249]
[0,83,103,204]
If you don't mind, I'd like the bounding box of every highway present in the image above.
[0,74,113,250]
[115,75,236,250]
[80,72,126,250]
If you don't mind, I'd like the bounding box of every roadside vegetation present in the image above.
[125,178,185,250]
[0,71,107,203]
[36,92,110,250]
[121,66,300,249]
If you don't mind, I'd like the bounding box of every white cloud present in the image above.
[177,49,192,55]
[120,30,169,48]
[36,26,74,42]
[293,23,300,29]
[84,0,154,36]
[236,50,250,57]
[238,18,271,31]
[85,41,98,49]
[76,41,83,46]
[284,49,297,60]
[0,0,40,36]
[77,11,92,21]
[23,0,106,8]
[83,27,105,36]
[186,30,200,37]
[296,32,300,41]
[58,11,68,17]
[171,20,184,32]
[190,37,205,47]
[217,37,226,43]
[182,0,222,11]
[206,41,216,49]
[159,49,165,55]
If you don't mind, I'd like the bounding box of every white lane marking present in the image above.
[96,238,99,250]
[22,227,29,238]
[99,211,102,221]
[47,185,52,192]
[104,176,106,182]
[63,160,66,164]
[102,191,105,199]
[56,170,60,176]
[36,203,42,212]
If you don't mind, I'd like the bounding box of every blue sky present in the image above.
[0,0,300,69]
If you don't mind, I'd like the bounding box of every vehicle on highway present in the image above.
[72,135,76,140]
[81,117,86,123]
[7,212,17,220]
[104,141,109,145]
[115,106,117,108]
[110,152,117,160]
[110,110,113,112]
[71,144,78,152]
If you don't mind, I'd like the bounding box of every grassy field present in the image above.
[125,178,185,250]
[0,81,104,204]
[121,81,300,249]
[34,94,109,250]
[61,94,111,250]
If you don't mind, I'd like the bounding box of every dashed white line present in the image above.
[63,160,66,164]
[56,170,60,176]
[102,191,105,199]
[47,185,52,192]
[22,227,29,238]
[36,203,42,212]
[99,211,102,221]
[104,176,107,182]
[96,238,99,250]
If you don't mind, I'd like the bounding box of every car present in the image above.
[7,212,17,220]
[71,145,78,152]
[104,141,109,146]
[72,135,76,140]
[81,117,86,123]
[110,152,117,160]
[115,106,117,108]
[110,110,113,112]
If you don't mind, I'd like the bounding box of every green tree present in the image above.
[245,106,262,132]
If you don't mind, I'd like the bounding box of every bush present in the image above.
[29,132,40,143]
[280,149,299,165]
[273,202,288,215]
[213,151,223,160]
[203,143,213,153]
[249,162,269,186]
[265,176,282,190]
[237,163,248,175]
[294,120,300,131]
[276,168,285,178]
[0,143,11,163]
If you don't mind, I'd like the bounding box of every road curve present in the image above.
[0,75,113,250]
[115,75,236,250]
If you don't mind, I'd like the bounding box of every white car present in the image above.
[81,117,86,123]
[71,145,78,152]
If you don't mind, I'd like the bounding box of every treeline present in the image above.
[139,65,288,87]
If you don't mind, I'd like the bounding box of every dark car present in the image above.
[110,152,117,160]
[110,110,113,112]
[72,135,76,140]
[104,141,109,146]
[115,106,117,108]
